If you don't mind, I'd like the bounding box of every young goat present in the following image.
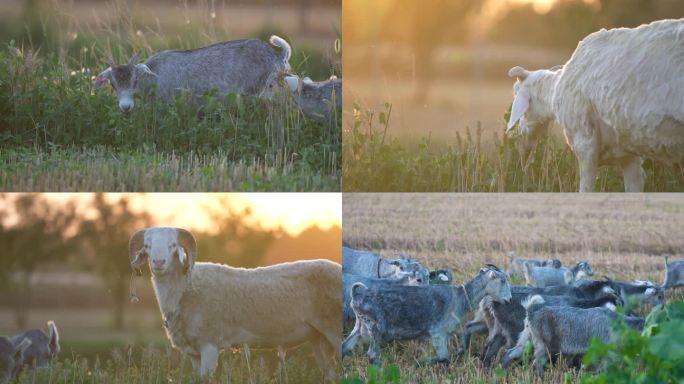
[503,295,644,376]
[342,247,430,284]
[9,321,60,372]
[342,265,511,366]
[0,337,31,384]
[524,261,593,287]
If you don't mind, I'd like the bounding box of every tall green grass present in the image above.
[343,103,684,192]
[0,1,340,191]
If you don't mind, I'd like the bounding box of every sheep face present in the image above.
[129,227,196,277]
[0,337,30,384]
[507,66,559,154]
[95,53,157,113]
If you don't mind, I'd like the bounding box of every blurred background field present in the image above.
[342,0,684,191]
[0,193,341,383]
[0,0,341,191]
[342,193,684,382]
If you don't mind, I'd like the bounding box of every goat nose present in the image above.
[153,259,166,268]
[120,105,132,113]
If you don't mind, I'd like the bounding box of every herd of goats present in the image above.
[341,247,684,377]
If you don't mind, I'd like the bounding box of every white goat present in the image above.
[507,19,684,192]
[128,227,341,381]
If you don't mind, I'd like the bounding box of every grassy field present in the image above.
[341,193,684,383]
[0,1,341,191]
[342,103,684,192]
[0,307,327,384]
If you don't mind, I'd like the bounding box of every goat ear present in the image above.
[645,287,656,296]
[136,63,157,77]
[486,270,496,279]
[95,68,113,89]
[284,75,300,92]
[507,89,529,132]
[129,52,140,66]
[439,273,449,282]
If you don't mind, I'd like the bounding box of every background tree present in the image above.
[79,194,152,330]
[0,194,77,329]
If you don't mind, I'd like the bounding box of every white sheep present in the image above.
[507,19,684,192]
[128,227,341,381]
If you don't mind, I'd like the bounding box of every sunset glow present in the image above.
[1,193,341,236]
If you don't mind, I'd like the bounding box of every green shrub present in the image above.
[581,300,684,384]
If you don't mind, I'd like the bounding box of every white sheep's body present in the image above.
[154,260,342,354]
[508,19,684,192]
[128,227,341,381]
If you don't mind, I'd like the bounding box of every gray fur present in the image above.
[429,269,454,285]
[524,261,593,287]
[342,265,511,366]
[459,283,620,367]
[507,253,562,277]
[8,321,59,371]
[504,295,644,376]
[342,273,419,324]
[578,278,664,310]
[286,76,341,122]
[96,36,291,113]
[663,256,684,289]
[0,337,31,384]
[342,247,430,284]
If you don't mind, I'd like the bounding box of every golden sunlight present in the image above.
[4,193,340,236]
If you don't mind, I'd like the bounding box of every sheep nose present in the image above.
[120,105,132,113]
[152,260,166,268]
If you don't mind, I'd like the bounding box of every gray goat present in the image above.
[524,261,593,287]
[342,247,430,283]
[458,283,621,367]
[503,295,644,376]
[663,256,684,290]
[0,337,31,384]
[342,265,512,366]
[95,36,291,113]
[507,253,561,278]
[429,269,454,284]
[284,75,342,122]
[342,273,421,324]
[9,321,60,371]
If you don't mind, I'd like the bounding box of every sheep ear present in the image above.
[508,66,530,80]
[507,89,529,132]
[136,63,157,77]
[95,68,112,89]
[177,247,187,265]
[284,75,300,92]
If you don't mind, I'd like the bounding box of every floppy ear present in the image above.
[95,68,113,89]
[645,287,656,296]
[47,321,60,357]
[439,273,449,282]
[136,63,157,77]
[507,88,530,132]
[508,66,529,80]
[284,75,300,92]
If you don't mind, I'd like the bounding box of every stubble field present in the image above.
[342,193,684,383]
